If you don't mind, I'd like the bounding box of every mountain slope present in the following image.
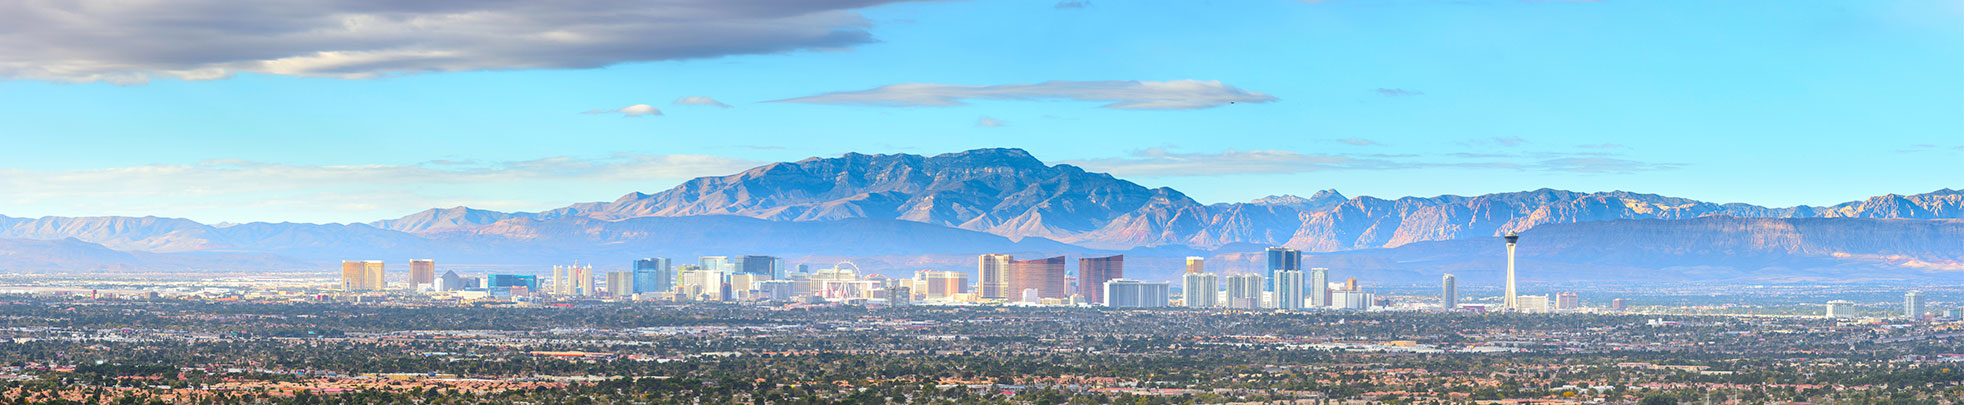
[1,150,1959,277]
[0,237,313,272]
[369,150,1961,251]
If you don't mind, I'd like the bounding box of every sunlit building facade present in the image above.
[1078,255,1123,304]
[978,254,1012,300]
[1008,256,1067,301]
[409,259,435,291]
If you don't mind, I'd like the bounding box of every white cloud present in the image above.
[1531,157,1679,173]
[1063,148,1680,177]
[1374,88,1423,97]
[771,80,1279,110]
[584,104,663,117]
[977,117,1006,127]
[673,96,733,108]
[1062,149,1396,176]
[0,0,927,83]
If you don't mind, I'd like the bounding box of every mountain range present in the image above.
[1,148,1960,282]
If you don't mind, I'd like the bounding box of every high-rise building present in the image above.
[680,269,726,301]
[1225,274,1264,309]
[1905,291,1926,320]
[1008,256,1067,300]
[1182,272,1219,308]
[340,260,387,291]
[1611,298,1626,312]
[1185,257,1204,274]
[978,254,1013,300]
[1078,255,1123,304]
[1826,300,1855,318]
[606,271,633,298]
[409,259,435,291]
[885,286,912,306]
[1516,294,1548,313]
[1556,292,1580,310]
[1264,247,1301,291]
[633,258,673,294]
[914,270,968,300]
[759,280,796,301]
[698,256,731,272]
[1504,232,1520,310]
[1334,290,1374,310]
[1441,273,1457,310]
[1310,268,1330,308]
[1344,277,1357,292]
[340,261,366,291]
[738,255,781,278]
[1102,279,1169,308]
[729,273,770,300]
[485,274,539,295]
[553,264,596,296]
[364,261,386,291]
[552,266,567,295]
[1274,270,1304,310]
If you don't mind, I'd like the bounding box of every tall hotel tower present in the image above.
[1309,268,1330,308]
[1503,232,1520,310]
[1078,255,1124,304]
[978,254,1013,300]
[1441,273,1457,310]
[409,259,435,291]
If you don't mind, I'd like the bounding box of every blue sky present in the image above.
[0,0,1959,224]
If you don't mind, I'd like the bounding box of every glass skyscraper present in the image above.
[1264,247,1301,291]
[634,258,673,294]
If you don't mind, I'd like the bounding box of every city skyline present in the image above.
[2,2,1959,403]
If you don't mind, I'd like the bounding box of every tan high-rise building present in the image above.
[1556,292,1580,310]
[340,261,365,291]
[978,254,1012,299]
[1185,256,1204,274]
[607,271,634,298]
[342,260,385,291]
[1344,277,1357,292]
[914,270,968,300]
[1008,256,1068,301]
[409,259,435,291]
[574,264,595,296]
[552,264,597,296]
[364,261,386,290]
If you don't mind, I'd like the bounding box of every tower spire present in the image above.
[1503,232,1519,311]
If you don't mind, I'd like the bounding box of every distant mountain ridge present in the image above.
[0,148,1958,278]
[367,148,1964,251]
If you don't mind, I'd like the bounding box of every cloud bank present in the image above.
[1065,149,1679,177]
[584,104,663,117]
[0,0,925,84]
[1063,149,1395,176]
[772,80,1279,110]
[673,96,733,108]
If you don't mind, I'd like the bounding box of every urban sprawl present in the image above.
[0,236,1958,404]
